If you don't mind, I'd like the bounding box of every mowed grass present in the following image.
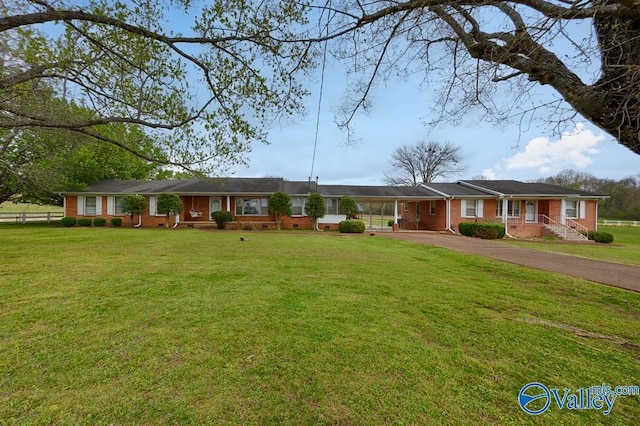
[500,226,640,267]
[1,226,639,424]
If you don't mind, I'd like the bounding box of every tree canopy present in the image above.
[0,119,163,205]
[302,0,640,155]
[1,0,312,173]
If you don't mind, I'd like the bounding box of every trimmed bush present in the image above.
[93,217,107,227]
[77,218,92,227]
[110,217,123,227]
[338,220,366,233]
[458,222,474,237]
[387,219,394,227]
[583,231,614,244]
[211,210,234,229]
[458,222,505,239]
[60,216,77,227]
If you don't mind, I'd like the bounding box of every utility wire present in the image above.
[310,2,331,181]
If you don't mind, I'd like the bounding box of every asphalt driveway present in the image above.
[381,231,640,293]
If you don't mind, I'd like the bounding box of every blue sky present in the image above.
[234,61,640,185]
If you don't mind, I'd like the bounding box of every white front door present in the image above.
[210,197,222,214]
[525,201,536,223]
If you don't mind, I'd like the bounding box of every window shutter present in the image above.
[107,197,115,215]
[579,200,586,219]
[477,200,484,218]
[95,196,103,216]
[149,196,157,216]
[460,200,467,217]
[77,196,85,215]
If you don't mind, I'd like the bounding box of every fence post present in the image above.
[21,212,26,224]
[47,212,51,223]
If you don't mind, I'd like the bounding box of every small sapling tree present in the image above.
[305,192,326,231]
[121,194,147,227]
[156,192,183,228]
[268,191,292,230]
[339,196,360,220]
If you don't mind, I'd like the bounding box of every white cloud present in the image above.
[480,168,498,180]
[504,123,603,173]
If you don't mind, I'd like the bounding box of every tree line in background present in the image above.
[536,170,640,220]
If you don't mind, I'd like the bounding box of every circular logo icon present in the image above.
[519,382,551,415]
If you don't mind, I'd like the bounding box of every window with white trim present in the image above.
[415,202,421,220]
[236,198,268,215]
[85,196,97,215]
[496,200,521,217]
[291,198,306,216]
[325,198,339,215]
[114,196,124,215]
[429,200,437,215]
[565,200,578,218]
[462,199,483,218]
[465,200,477,217]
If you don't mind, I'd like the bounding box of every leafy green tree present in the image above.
[156,193,183,228]
[121,195,147,227]
[1,0,312,173]
[268,191,292,230]
[305,192,326,231]
[0,114,164,205]
[339,196,360,220]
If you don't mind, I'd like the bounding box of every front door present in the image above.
[210,197,222,214]
[525,201,536,223]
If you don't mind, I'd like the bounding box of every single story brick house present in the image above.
[63,178,606,238]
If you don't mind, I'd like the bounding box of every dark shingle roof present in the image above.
[460,180,605,197]
[318,185,441,199]
[79,178,286,195]
[67,177,606,199]
[423,183,490,197]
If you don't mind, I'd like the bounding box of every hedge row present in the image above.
[338,220,366,233]
[458,222,505,239]
[60,217,123,227]
[582,231,614,244]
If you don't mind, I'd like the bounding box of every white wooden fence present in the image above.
[0,211,64,224]
[600,220,640,227]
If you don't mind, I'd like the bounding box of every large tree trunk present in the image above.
[592,6,640,154]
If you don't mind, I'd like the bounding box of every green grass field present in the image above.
[500,225,640,267]
[0,202,63,213]
[1,226,639,424]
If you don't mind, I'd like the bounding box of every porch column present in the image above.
[502,198,508,225]
[393,199,399,232]
[227,195,231,212]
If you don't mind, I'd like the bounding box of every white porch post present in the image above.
[393,199,399,232]
[393,199,398,224]
[446,198,451,231]
[227,195,231,212]
[502,198,508,225]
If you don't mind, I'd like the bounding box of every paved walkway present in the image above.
[380,231,640,293]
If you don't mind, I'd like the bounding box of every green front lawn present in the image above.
[1,226,639,424]
[501,225,640,267]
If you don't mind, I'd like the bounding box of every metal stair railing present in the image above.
[539,214,566,239]
[539,214,589,240]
